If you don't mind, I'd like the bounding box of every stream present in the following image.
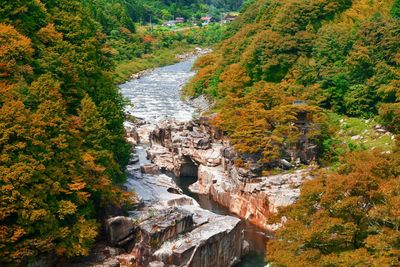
[120,58,267,266]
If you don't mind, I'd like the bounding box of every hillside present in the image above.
[185,0,399,164]
[185,0,400,265]
[0,0,130,264]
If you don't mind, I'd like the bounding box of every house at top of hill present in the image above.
[175,17,185,23]
[200,16,212,25]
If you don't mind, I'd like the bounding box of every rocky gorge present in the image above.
[98,139,246,267]
[127,117,313,232]
[87,57,315,267]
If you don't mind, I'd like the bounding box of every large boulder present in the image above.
[105,216,136,247]
[141,163,160,175]
[129,207,195,266]
[153,215,243,267]
[138,208,194,247]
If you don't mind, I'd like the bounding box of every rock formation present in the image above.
[89,116,314,266]
[143,118,314,230]
[94,141,247,267]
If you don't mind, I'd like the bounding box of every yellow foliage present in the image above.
[68,181,86,191]
[37,23,63,43]
[57,200,77,219]
[0,23,33,79]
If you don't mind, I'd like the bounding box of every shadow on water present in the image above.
[170,174,268,267]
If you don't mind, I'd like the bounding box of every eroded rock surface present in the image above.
[106,216,136,247]
[153,214,243,267]
[145,118,313,230]
[99,139,246,267]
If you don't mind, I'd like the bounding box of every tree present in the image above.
[213,81,324,164]
[267,149,400,266]
[186,0,400,172]
[0,75,98,264]
[218,63,251,95]
[0,23,33,81]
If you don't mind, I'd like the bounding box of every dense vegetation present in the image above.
[88,0,243,26]
[186,0,400,265]
[185,0,399,164]
[269,145,400,266]
[126,0,243,23]
[0,0,129,264]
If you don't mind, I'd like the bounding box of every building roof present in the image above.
[163,20,176,25]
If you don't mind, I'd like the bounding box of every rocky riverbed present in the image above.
[88,58,248,266]
[104,146,246,266]
[82,57,314,266]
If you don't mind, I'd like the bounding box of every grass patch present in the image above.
[320,112,396,168]
[327,112,395,153]
[113,44,195,84]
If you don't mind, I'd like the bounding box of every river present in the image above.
[120,58,267,266]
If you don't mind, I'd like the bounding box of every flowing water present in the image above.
[120,58,197,122]
[120,58,267,266]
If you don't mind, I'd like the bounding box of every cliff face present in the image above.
[141,117,313,231]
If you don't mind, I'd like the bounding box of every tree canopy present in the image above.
[268,147,400,266]
[186,0,400,264]
[0,0,132,264]
[185,0,400,165]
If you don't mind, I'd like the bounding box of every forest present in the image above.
[88,0,243,25]
[1,0,399,266]
[0,0,134,264]
[185,0,400,163]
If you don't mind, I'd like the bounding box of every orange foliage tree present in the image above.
[267,149,400,266]
[213,81,325,164]
[0,73,130,263]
